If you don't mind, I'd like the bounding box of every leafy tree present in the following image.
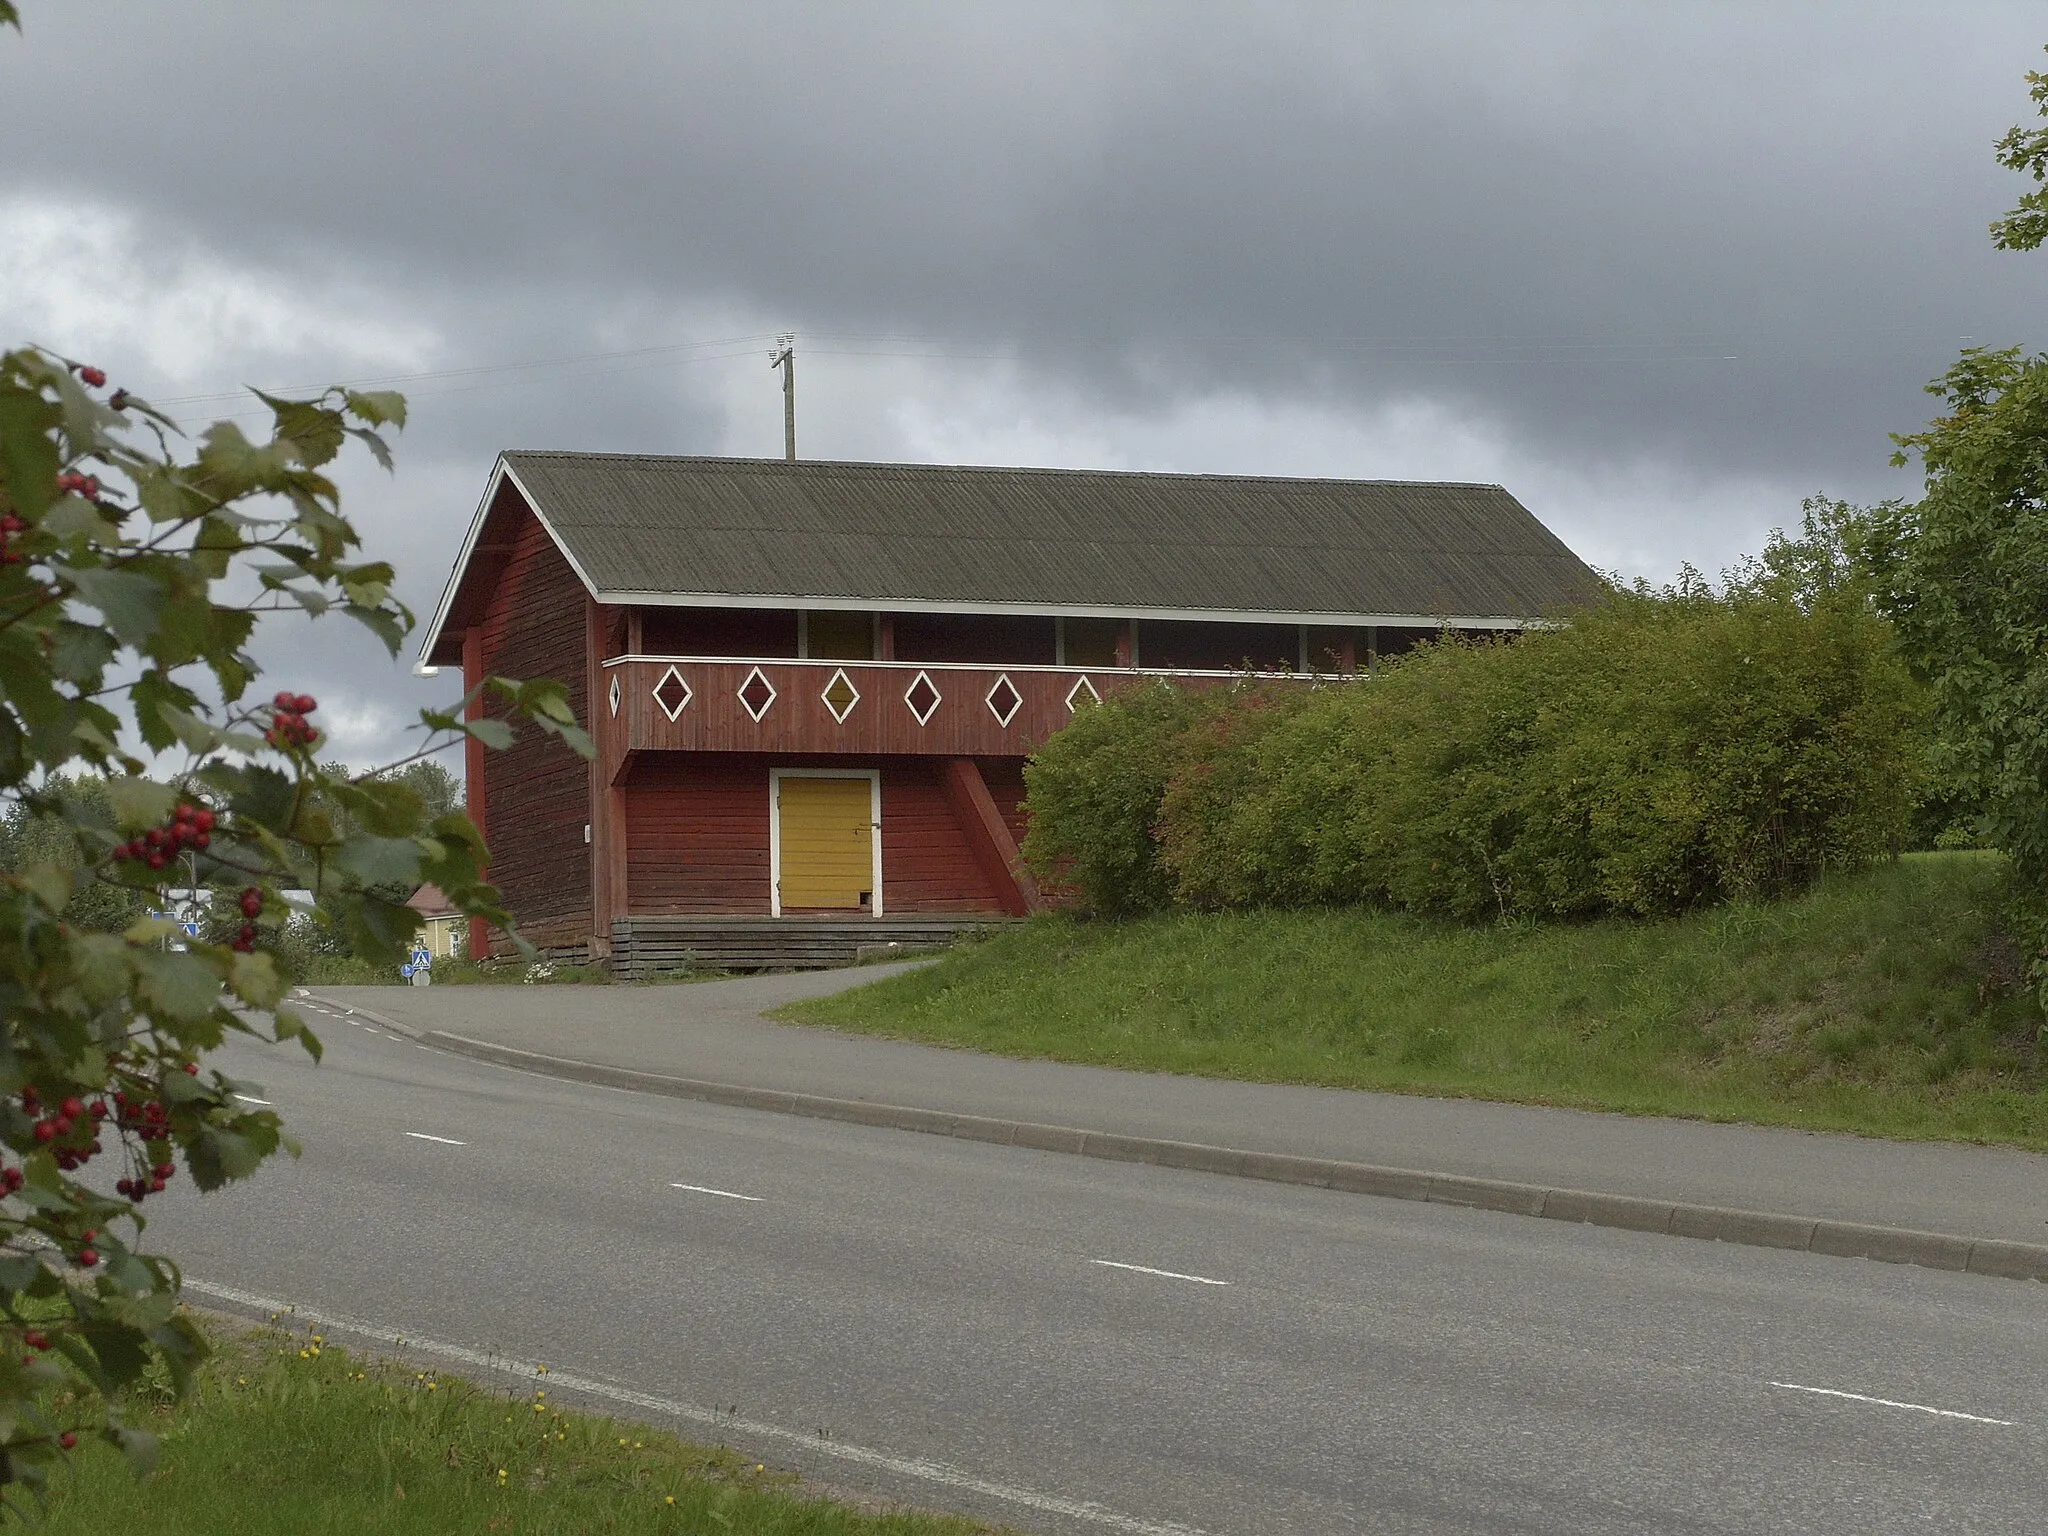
[1869,49,2048,999]
[0,776,149,936]
[0,121,591,1505]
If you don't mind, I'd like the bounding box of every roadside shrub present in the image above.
[1032,584,1925,923]
[1019,681,1225,916]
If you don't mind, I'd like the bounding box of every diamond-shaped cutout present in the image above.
[985,673,1023,727]
[903,670,942,726]
[821,667,861,723]
[608,674,622,718]
[1064,675,1101,713]
[652,666,693,721]
[738,666,777,722]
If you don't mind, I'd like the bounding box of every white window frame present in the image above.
[768,768,884,918]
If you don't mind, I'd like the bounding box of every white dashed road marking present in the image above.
[669,1182,765,1202]
[1770,1382,2015,1426]
[404,1131,467,1146]
[1089,1259,1230,1286]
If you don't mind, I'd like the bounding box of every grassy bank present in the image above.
[781,852,2048,1149]
[36,1316,985,1535]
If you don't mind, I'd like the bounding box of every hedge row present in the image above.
[1019,588,1924,921]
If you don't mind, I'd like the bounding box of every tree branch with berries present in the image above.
[0,341,591,1507]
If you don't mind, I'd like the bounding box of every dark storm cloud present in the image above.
[7,1,2045,495]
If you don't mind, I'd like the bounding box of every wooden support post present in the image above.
[585,599,615,960]
[1338,632,1357,674]
[1115,619,1135,669]
[462,626,493,961]
[878,613,895,661]
[939,758,1040,917]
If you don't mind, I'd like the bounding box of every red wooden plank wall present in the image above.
[475,501,594,944]
[622,753,1017,916]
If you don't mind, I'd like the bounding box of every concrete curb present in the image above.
[298,992,2048,1285]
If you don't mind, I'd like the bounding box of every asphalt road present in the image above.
[135,1005,2048,1535]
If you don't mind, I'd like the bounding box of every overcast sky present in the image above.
[3,2,2044,766]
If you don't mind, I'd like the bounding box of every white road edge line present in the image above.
[180,1277,1212,1536]
[232,1094,272,1107]
[1770,1382,2016,1426]
[403,1131,467,1146]
[1089,1259,1230,1287]
[669,1182,765,1202]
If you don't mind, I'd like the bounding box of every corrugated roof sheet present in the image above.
[495,452,1601,619]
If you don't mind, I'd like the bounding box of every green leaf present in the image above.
[330,835,424,888]
[47,621,115,685]
[15,862,72,913]
[463,717,514,750]
[104,775,176,830]
[269,1006,324,1063]
[343,390,408,429]
[228,950,283,1008]
[67,566,166,645]
[129,950,222,1023]
[187,1125,264,1188]
[0,384,60,521]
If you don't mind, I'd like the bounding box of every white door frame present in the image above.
[768,768,884,918]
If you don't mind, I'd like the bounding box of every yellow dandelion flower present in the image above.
[665,1495,676,1506]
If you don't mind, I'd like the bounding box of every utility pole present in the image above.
[769,333,796,460]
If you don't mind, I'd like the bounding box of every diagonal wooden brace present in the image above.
[940,758,1041,918]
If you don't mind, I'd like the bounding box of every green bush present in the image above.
[1029,584,1925,922]
[1019,681,1227,916]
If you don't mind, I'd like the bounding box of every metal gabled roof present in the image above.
[418,453,1602,669]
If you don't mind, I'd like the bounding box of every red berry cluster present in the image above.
[55,471,100,499]
[232,885,263,953]
[108,1087,179,1204]
[112,801,214,870]
[266,691,319,750]
[75,365,106,388]
[22,1089,107,1174]
[0,510,25,567]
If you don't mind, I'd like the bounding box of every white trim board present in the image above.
[768,769,884,919]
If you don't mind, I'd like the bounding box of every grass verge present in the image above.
[780,852,2048,1150]
[36,1314,989,1535]
[297,955,725,987]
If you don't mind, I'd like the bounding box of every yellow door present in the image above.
[776,776,875,910]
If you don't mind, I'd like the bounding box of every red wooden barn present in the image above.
[417,455,1599,970]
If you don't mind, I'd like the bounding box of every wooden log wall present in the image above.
[472,499,594,952]
[622,752,1021,917]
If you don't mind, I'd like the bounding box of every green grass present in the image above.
[780,852,2048,1149]
[34,1316,990,1535]
[298,956,726,987]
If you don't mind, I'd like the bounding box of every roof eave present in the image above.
[588,588,1554,629]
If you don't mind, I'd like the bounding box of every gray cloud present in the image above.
[3,1,2045,762]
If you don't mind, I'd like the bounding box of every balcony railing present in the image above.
[596,654,1329,760]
